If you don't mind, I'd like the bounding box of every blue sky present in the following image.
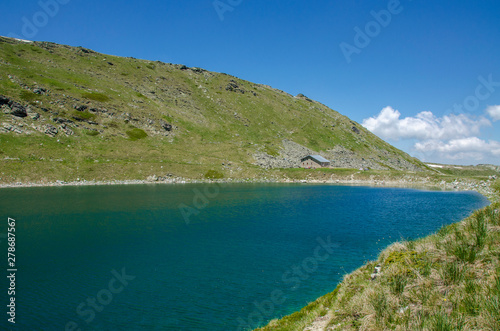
[2,0,500,165]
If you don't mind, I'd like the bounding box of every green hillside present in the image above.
[0,36,425,184]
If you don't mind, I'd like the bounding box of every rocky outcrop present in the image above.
[74,105,88,112]
[253,139,315,169]
[324,146,377,169]
[89,107,108,114]
[295,93,313,102]
[370,264,382,280]
[33,87,47,95]
[226,80,245,94]
[253,140,423,172]
[0,96,27,118]
[53,117,74,124]
[44,124,58,137]
[1,123,23,134]
[59,124,74,136]
[160,120,173,132]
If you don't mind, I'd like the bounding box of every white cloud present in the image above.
[414,137,500,161]
[363,106,499,164]
[362,106,490,141]
[486,105,500,121]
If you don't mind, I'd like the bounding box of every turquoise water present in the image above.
[0,183,489,330]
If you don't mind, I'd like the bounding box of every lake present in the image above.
[0,183,489,330]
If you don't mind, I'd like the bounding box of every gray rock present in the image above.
[296,93,313,102]
[1,104,11,114]
[252,139,423,172]
[371,265,382,281]
[89,107,107,113]
[0,95,10,106]
[78,47,93,54]
[147,175,159,182]
[28,112,40,120]
[160,120,172,131]
[9,102,27,118]
[190,67,205,73]
[33,88,47,95]
[2,123,14,131]
[0,95,27,117]
[53,117,74,124]
[44,124,58,137]
[226,80,245,94]
[74,105,88,112]
[253,139,315,169]
[59,124,74,136]
[71,115,98,125]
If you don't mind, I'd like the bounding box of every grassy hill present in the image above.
[0,36,425,184]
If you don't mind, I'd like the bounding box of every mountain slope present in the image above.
[0,36,425,183]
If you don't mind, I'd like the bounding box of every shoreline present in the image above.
[0,175,496,200]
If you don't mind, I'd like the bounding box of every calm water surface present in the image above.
[0,184,489,330]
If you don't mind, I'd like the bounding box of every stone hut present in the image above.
[300,155,331,168]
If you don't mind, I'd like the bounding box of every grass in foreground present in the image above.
[257,196,500,330]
